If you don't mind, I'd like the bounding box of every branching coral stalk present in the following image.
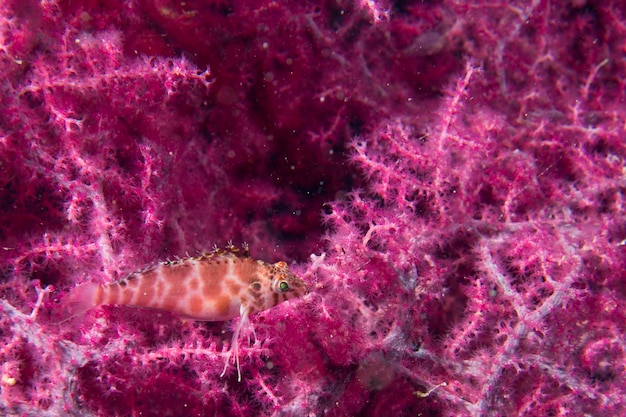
[1,0,625,416]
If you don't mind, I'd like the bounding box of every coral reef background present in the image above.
[1,0,625,416]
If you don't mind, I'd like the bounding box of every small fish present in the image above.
[56,245,307,380]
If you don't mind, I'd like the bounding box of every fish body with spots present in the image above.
[56,246,308,380]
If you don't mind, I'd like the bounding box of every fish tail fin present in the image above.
[53,282,101,323]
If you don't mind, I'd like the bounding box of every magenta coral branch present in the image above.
[1,0,626,416]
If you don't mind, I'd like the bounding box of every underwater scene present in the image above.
[0,0,625,416]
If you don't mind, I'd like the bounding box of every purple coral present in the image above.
[1,0,625,416]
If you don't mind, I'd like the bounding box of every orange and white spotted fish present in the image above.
[56,245,307,380]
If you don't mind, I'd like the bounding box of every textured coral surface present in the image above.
[1,0,625,416]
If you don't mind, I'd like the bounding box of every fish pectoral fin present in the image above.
[220,306,251,382]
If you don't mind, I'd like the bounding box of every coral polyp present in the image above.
[1,0,625,416]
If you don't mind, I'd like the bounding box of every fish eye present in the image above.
[279,281,289,292]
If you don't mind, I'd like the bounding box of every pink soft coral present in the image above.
[1,0,626,416]
[304,54,626,414]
